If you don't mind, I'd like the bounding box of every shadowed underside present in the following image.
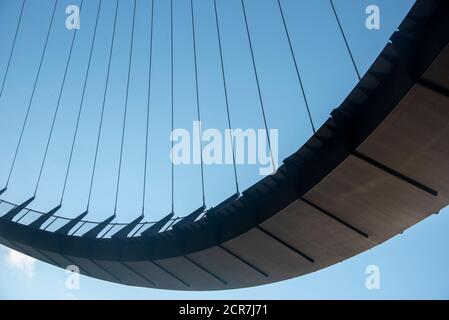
[1,0,449,290]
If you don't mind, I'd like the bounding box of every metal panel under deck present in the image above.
[1,0,449,290]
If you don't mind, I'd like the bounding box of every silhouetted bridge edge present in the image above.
[1,0,449,290]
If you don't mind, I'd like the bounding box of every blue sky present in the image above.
[1,0,447,300]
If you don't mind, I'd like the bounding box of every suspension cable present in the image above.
[213,0,240,194]
[0,0,26,99]
[240,0,276,173]
[4,0,58,188]
[190,0,206,207]
[34,0,85,197]
[277,0,315,133]
[142,0,155,216]
[329,0,361,80]
[86,0,120,211]
[170,0,175,214]
[113,0,137,215]
[60,0,103,205]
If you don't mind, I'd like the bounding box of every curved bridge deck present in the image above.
[1,0,449,290]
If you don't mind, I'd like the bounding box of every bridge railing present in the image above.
[0,198,182,238]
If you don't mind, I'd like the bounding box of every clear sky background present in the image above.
[1,0,448,299]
